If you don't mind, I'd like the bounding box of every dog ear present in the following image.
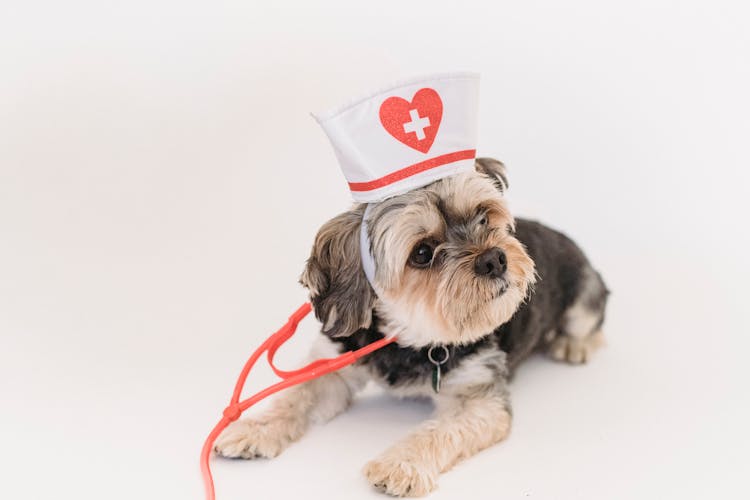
[300,207,375,337]
[475,157,509,193]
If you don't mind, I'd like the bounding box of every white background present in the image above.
[2,1,749,499]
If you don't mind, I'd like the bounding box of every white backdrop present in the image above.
[1,1,749,499]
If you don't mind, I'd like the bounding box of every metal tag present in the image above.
[427,345,450,394]
[432,364,442,393]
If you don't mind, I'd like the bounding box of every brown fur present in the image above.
[217,158,607,497]
[300,206,375,337]
[302,168,536,348]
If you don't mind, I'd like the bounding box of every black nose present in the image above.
[474,248,507,278]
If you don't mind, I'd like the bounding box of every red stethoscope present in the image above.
[200,302,397,500]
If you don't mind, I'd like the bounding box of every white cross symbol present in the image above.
[402,108,431,140]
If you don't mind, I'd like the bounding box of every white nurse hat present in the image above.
[314,72,480,203]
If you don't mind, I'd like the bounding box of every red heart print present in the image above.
[379,88,443,154]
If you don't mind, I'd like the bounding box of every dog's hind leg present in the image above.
[548,266,608,364]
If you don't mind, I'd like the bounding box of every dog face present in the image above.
[301,159,535,347]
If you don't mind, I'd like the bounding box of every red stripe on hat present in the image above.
[348,149,476,192]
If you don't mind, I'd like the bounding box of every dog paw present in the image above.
[548,330,604,364]
[363,454,438,497]
[214,418,298,459]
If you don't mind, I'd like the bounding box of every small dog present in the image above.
[215,158,608,496]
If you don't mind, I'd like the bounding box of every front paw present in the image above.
[214,418,298,459]
[363,453,438,497]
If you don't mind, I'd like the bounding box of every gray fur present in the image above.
[300,206,375,337]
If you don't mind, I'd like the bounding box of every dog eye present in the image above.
[409,242,435,268]
[479,216,488,225]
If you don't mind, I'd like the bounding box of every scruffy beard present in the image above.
[376,239,533,347]
[367,171,536,348]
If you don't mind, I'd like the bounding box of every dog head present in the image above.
[301,158,535,347]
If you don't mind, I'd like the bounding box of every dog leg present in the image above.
[548,267,608,364]
[214,337,367,459]
[548,327,605,364]
[363,385,511,497]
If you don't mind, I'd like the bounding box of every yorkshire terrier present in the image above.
[215,158,608,496]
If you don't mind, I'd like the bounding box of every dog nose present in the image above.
[474,248,507,278]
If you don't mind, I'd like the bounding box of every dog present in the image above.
[214,158,608,496]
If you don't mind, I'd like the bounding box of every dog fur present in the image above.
[215,158,608,496]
